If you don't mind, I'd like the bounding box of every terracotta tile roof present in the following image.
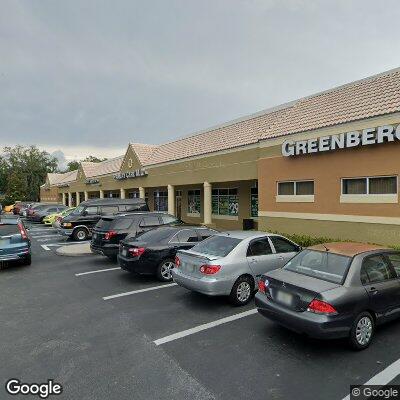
[56,170,78,185]
[146,105,294,165]
[261,68,400,139]
[82,156,124,178]
[130,143,158,165]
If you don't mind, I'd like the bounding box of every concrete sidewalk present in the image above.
[56,242,92,257]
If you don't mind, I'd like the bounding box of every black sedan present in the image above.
[118,225,217,281]
[255,242,400,350]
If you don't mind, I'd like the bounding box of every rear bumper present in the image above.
[90,243,118,257]
[255,293,352,339]
[171,268,232,296]
[117,255,156,275]
[0,248,30,262]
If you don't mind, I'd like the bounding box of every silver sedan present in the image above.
[172,231,300,306]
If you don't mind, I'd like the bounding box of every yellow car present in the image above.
[3,204,16,213]
[43,207,75,225]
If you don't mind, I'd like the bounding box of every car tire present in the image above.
[229,275,254,306]
[22,254,31,266]
[73,228,88,241]
[156,259,175,282]
[349,311,375,350]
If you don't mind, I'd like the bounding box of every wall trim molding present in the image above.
[276,195,315,203]
[258,211,400,225]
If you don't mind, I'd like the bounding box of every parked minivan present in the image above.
[58,198,149,241]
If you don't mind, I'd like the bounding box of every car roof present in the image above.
[307,242,391,257]
[0,215,19,225]
[79,198,146,206]
[215,230,275,240]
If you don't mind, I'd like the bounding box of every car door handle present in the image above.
[250,259,258,263]
[277,256,284,260]
[369,287,379,295]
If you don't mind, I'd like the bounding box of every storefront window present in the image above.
[212,188,238,216]
[250,187,258,218]
[128,191,140,198]
[278,181,314,196]
[188,190,201,214]
[154,190,168,211]
[342,176,397,195]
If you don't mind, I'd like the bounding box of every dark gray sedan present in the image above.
[255,242,400,350]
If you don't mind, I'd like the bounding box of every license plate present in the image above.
[93,233,97,239]
[122,249,127,257]
[276,290,293,306]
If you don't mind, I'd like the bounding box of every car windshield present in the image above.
[283,249,351,284]
[190,235,241,257]
[0,223,19,237]
[71,205,85,215]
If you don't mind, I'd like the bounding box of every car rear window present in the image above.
[134,227,177,243]
[96,218,114,230]
[111,217,135,230]
[283,249,351,284]
[190,235,241,257]
[0,223,19,236]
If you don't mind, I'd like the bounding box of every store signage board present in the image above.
[57,183,70,188]
[113,169,147,180]
[85,178,100,185]
[282,124,400,157]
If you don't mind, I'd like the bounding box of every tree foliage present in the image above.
[0,145,58,204]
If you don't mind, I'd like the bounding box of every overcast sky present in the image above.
[2,0,400,165]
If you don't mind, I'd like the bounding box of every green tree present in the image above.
[2,145,58,203]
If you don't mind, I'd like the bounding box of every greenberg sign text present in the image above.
[113,169,147,180]
[282,124,400,157]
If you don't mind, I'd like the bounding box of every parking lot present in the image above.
[1,222,400,400]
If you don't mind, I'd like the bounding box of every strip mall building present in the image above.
[41,68,400,245]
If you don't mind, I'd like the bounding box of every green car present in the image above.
[43,207,75,226]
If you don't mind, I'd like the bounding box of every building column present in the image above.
[68,192,72,207]
[99,190,104,199]
[203,182,212,225]
[168,185,175,215]
[76,192,80,206]
[139,187,145,199]
[84,191,89,201]
[120,188,126,199]
[62,192,66,206]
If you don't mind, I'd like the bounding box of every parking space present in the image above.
[2,223,400,400]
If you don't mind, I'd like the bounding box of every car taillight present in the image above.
[104,230,117,240]
[128,247,145,257]
[258,280,266,294]
[174,256,180,267]
[307,299,337,314]
[199,265,221,275]
[18,222,28,240]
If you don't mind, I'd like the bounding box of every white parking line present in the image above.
[76,267,121,276]
[40,241,90,251]
[103,283,178,300]
[32,234,61,240]
[342,358,400,400]
[154,308,258,346]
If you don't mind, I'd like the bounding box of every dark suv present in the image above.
[59,198,149,241]
[90,212,181,260]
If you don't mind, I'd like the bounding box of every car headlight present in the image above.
[63,222,72,228]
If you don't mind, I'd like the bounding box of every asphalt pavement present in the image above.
[1,222,400,400]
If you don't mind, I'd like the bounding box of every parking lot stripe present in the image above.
[153,308,258,346]
[41,244,51,251]
[342,358,400,400]
[76,267,121,276]
[103,283,178,300]
[32,234,61,239]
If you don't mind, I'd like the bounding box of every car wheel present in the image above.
[349,312,375,350]
[73,228,88,241]
[229,275,254,306]
[22,254,31,266]
[156,259,175,282]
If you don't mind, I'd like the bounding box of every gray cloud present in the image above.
[1,0,400,157]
